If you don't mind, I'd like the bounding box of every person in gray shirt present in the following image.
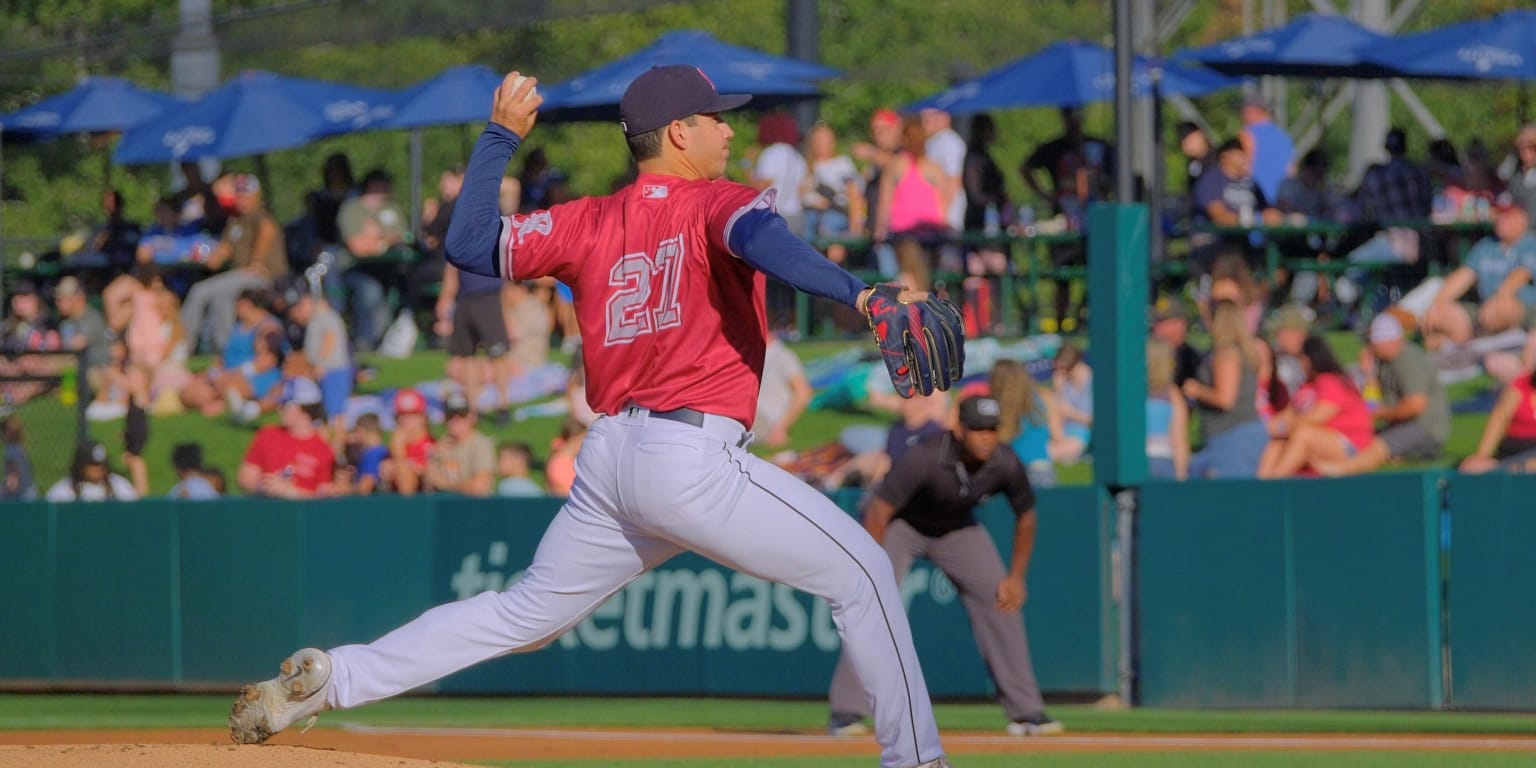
[286,288,352,436]
[55,277,114,392]
[1318,313,1450,476]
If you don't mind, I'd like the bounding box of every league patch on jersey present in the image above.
[722,187,779,258]
[511,211,553,245]
[642,184,669,199]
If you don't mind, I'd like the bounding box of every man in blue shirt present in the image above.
[1416,202,1536,350]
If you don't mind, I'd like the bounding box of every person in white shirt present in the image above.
[922,108,968,231]
[751,112,809,236]
[46,441,140,502]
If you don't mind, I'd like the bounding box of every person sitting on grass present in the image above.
[168,442,220,500]
[1408,201,1536,351]
[339,413,390,496]
[1316,313,1450,477]
[1257,336,1374,479]
[1459,364,1536,474]
[45,441,138,502]
[496,441,543,497]
[237,377,337,499]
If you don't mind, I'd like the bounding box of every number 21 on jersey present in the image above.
[604,233,684,345]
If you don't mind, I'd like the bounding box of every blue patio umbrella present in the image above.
[538,29,837,122]
[381,65,505,130]
[113,70,396,164]
[906,41,1236,114]
[1175,13,1395,78]
[1362,9,1536,80]
[0,76,181,137]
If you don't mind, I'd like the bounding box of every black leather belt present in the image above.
[639,407,706,427]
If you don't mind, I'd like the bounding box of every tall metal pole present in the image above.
[1113,0,1134,202]
[172,0,221,190]
[1349,0,1392,186]
[785,0,819,133]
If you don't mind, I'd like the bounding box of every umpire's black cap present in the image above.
[958,396,1002,431]
[619,65,751,138]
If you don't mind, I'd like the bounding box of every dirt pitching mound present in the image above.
[0,743,479,768]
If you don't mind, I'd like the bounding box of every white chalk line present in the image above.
[336,723,1536,751]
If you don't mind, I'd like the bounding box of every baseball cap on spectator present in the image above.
[1493,194,1524,215]
[619,65,751,138]
[233,174,261,195]
[957,396,1002,431]
[10,279,38,297]
[280,377,324,407]
[1149,296,1188,324]
[394,387,427,416]
[444,389,471,417]
[55,276,84,297]
[1368,313,1404,344]
[1265,303,1315,334]
[871,108,901,128]
[76,440,109,466]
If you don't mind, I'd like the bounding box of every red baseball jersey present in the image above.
[498,173,771,427]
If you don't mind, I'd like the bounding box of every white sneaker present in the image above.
[229,647,333,744]
[915,758,954,768]
[1006,715,1065,736]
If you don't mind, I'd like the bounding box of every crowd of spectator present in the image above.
[8,105,1536,502]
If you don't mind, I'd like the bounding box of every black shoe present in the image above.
[827,712,869,736]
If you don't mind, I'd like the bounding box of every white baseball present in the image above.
[511,75,538,102]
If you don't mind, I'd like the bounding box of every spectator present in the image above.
[285,286,351,438]
[1460,364,1536,474]
[1022,107,1114,330]
[168,442,220,500]
[1412,202,1536,350]
[1185,300,1268,479]
[756,335,813,449]
[136,196,216,266]
[68,188,142,270]
[424,390,496,497]
[545,416,587,498]
[1265,303,1315,407]
[1150,296,1201,388]
[1,280,59,352]
[504,279,553,375]
[496,441,543,497]
[749,112,809,235]
[45,440,138,502]
[1050,342,1092,464]
[990,358,1067,488]
[1345,128,1434,271]
[1276,149,1339,223]
[219,329,288,424]
[238,377,336,498]
[921,107,968,232]
[181,174,289,355]
[54,276,113,388]
[409,166,463,320]
[852,108,904,273]
[1146,339,1190,480]
[301,152,357,261]
[334,168,407,351]
[815,390,950,492]
[873,115,955,291]
[1257,336,1374,478]
[180,287,284,416]
[0,415,37,500]
[172,160,226,235]
[1501,124,1536,225]
[1238,94,1296,204]
[339,412,389,496]
[1318,313,1450,476]
[388,387,433,495]
[1177,120,1213,214]
[962,114,1009,234]
[1190,139,1283,274]
[802,121,865,265]
[825,395,1061,739]
[517,148,571,213]
[438,262,514,424]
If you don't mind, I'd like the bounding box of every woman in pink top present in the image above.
[1259,336,1374,478]
[872,116,954,289]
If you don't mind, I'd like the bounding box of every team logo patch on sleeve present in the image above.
[642,184,669,199]
[511,211,553,245]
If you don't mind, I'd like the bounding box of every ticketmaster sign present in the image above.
[430,492,1111,697]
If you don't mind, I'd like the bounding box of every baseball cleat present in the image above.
[827,712,870,737]
[229,647,333,744]
[1006,715,1064,736]
[914,758,954,767]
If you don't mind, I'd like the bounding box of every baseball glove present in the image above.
[864,283,966,398]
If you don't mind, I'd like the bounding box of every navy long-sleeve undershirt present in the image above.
[444,123,521,279]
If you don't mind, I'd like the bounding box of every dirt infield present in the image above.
[5,726,1536,766]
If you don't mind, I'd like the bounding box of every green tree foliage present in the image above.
[0,0,1531,246]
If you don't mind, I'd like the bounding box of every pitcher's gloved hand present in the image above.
[861,283,965,398]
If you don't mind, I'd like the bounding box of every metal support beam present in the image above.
[1390,78,1447,138]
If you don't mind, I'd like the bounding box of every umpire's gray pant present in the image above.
[828,518,1046,722]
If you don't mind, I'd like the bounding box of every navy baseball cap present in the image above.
[619,65,751,138]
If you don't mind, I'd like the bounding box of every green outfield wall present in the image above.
[2,474,1531,709]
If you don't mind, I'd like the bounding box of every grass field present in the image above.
[5,695,1536,767]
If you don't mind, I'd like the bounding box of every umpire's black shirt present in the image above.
[874,431,1036,537]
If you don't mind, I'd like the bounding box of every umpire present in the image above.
[827,394,1062,737]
